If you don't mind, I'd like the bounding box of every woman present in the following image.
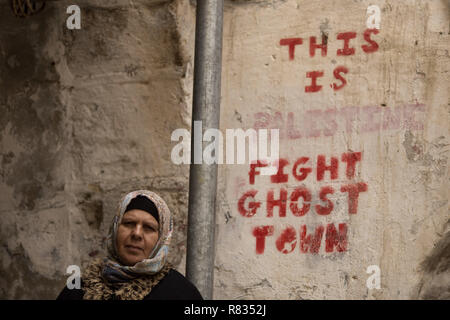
[57,190,203,300]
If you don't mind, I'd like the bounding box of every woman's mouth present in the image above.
[125,245,143,252]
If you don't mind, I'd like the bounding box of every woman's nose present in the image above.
[131,225,143,239]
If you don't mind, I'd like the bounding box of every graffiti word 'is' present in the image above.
[280,29,379,92]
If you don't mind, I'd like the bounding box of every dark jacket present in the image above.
[56,269,203,300]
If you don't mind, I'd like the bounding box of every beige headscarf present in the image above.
[82,190,173,300]
[103,190,173,282]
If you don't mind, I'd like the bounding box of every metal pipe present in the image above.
[186,0,224,300]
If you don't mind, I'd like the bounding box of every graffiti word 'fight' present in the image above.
[239,152,367,217]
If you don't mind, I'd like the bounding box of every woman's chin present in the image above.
[119,254,143,266]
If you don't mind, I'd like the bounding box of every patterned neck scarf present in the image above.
[101,190,173,284]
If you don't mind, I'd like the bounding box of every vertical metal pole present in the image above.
[186,0,224,300]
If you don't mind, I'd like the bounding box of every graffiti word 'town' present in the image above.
[66,265,81,290]
[171,121,279,173]
[366,5,381,30]
[253,223,348,255]
[66,5,81,30]
[366,265,381,290]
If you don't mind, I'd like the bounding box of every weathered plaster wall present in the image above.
[214,0,449,299]
[0,0,448,300]
[0,0,195,299]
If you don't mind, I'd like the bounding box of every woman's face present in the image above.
[116,209,159,266]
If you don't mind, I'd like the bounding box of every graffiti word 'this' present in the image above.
[280,29,379,92]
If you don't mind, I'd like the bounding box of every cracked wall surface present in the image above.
[0,0,194,299]
[0,0,448,299]
[214,0,449,299]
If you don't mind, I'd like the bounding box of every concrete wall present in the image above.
[215,0,449,299]
[0,0,195,299]
[0,0,448,299]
